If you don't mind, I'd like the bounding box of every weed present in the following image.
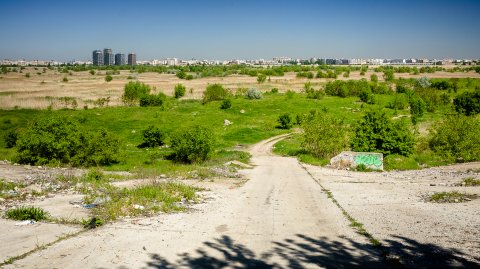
[5,206,50,221]
[82,217,104,229]
[462,177,480,186]
[427,191,477,203]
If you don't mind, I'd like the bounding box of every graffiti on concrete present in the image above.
[354,153,382,168]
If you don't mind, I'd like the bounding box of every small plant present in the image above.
[25,73,31,78]
[277,113,294,129]
[139,92,167,107]
[5,206,49,221]
[286,90,295,99]
[427,191,477,203]
[62,77,68,82]
[220,99,232,109]
[89,70,95,75]
[271,88,279,94]
[174,83,186,98]
[245,88,262,99]
[122,81,151,106]
[82,217,104,229]
[105,75,113,82]
[462,177,480,186]
[139,126,166,148]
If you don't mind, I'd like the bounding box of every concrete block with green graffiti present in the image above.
[330,151,383,171]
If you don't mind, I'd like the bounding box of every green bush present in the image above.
[170,125,214,163]
[105,75,113,82]
[409,96,426,125]
[271,88,279,94]
[257,73,267,83]
[139,92,167,107]
[387,93,409,110]
[429,115,480,162]
[6,206,49,221]
[351,110,414,156]
[277,113,294,129]
[139,126,166,148]
[453,91,480,116]
[15,117,120,166]
[62,77,68,82]
[359,89,376,104]
[302,112,348,159]
[220,99,232,109]
[246,88,262,99]
[203,84,229,103]
[122,81,151,106]
[370,74,378,83]
[174,83,186,98]
[4,130,18,148]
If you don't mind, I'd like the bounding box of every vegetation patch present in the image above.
[462,177,480,186]
[426,191,477,203]
[5,206,50,221]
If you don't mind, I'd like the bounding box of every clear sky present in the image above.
[0,0,479,61]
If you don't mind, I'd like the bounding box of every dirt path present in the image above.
[6,135,381,268]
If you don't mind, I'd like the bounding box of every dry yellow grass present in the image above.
[0,67,479,109]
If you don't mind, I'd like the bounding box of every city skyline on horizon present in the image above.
[1,0,479,61]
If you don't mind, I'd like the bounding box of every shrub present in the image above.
[89,70,95,75]
[246,88,262,99]
[4,130,18,148]
[122,81,151,106]
[6,206,49,221]
[176,71,186,79]
[277,114,294,129]
[383,70,394,82]
[105,75,113,82]
[370,74,378,83]
[304,82,324,99]
[351,110,414,156]
[139,126,166,148]
[271,88,279,94]
[416,76,431,89]
[286,90,295,99]
[387,93,409,110]
[174,83,186,98]
[62,77,68,82]
[220,99,232,109]
[453,91,480,116]
[257,73,266,83]
[25,73,31,78]
[15,117,120,166]
[203,84,229,103]
[416,88,441,112]
[170,126,214,163]
[359,89,375,104]
[302,112,349,159]
[409,96,426,125]
[429,115,480,162]
[139,92,167,107]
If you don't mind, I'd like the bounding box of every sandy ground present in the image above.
[1,137,479,268]
[1,68,479,109]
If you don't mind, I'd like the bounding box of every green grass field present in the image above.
[1,77,479,173]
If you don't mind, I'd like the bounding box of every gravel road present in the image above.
[6,135,380,268]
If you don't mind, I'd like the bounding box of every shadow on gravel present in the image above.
[141,234,479,269]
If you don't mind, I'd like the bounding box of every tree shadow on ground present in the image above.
[142,233,479,269]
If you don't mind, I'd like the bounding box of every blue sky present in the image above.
[0,0,479,61]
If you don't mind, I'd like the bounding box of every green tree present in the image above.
[409,96,426,125]
[453,91,480,116]
[351,110,414,156]
[202,84,229,103]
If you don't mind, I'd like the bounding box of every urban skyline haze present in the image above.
[1,0,479,61]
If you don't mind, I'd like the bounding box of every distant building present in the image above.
[92,50,103,65]
[128,53,136,65]
[115,53,126,65]
[103,48,114,65]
